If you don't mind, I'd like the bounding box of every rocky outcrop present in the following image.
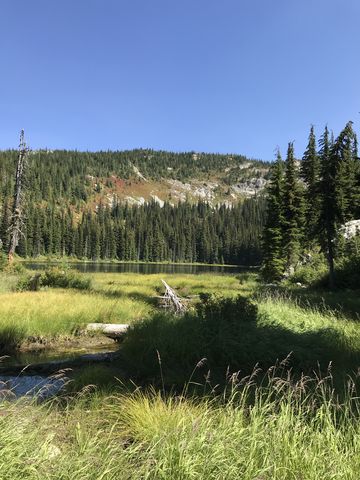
[341,219,360,239]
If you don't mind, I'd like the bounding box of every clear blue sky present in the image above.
[0,0,359,160]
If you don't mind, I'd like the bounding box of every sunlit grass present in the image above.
[257,294,360,353]
[0,271,249,348]
[0,289,150,334]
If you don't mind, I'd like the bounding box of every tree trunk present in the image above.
[8,130,28,264]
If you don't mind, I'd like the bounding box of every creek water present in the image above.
[0,341,119,400]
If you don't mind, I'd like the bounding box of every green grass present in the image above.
[0,273,19,293]
[0,271,247,351]
[1,372,360,479]
[121,292,360,387]
[1,270,360,478]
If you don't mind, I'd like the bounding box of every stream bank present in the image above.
[0,338,121,399]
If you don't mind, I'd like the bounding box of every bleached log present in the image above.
[86,323,129,339]
[161,280,186,313]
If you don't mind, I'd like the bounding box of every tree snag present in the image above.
[8,130,29,264]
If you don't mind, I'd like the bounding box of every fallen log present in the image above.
[86,323,129,339]
[160,280,186,313]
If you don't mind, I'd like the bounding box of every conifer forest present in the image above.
[0,149,266,264]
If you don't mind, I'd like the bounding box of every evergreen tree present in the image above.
[283,143,305,270]
[262,150,285,280]
[301,126,320,244]
[333,122,358,221]
[318,126,337,288]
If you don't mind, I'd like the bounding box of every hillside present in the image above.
[0,149,268,264]
[1,148,269,208]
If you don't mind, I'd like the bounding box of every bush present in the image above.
[289,253,360,290]
[122,294,259,384]
[41,267,91,290]
[14,267,91,291]
[0,252,7,271]
[288,263,328,286]
[15,274,35,292]
[321,255,360,289]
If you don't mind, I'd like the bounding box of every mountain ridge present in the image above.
[0,148,269,209]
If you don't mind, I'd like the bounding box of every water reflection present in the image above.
[25,262,253,275]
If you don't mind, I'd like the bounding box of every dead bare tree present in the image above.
[160,279,186,313]
[8,130,29,264]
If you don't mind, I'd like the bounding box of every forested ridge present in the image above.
[0,148,267,203]
[0,148,266,264]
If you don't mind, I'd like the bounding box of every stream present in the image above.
[0,341,119,400]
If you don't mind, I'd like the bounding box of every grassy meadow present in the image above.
[0,270,248,350]
[1,267,360,479]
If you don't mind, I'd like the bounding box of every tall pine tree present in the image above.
[283,142,305,270]
[262,150,285,280]
[301,126,320,245]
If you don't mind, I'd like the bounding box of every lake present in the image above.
[24,262,255,275]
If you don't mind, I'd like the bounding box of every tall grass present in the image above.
[122,292,360,386]
[1,370,360,479]
[0,288,151,350]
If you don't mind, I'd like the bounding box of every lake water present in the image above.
[25,262,255,275]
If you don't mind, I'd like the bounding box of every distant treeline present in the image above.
[0,199,265,265]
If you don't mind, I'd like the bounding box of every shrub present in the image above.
[122,294,259,384]
[286,253,327,286]
[41,267,91,290]
[196,293,258,323]
[324,255,360,289]
[0,252,7,271]
[290,254,360,290]
[15,273,35,292]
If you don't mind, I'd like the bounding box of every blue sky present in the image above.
[0,0,359,160]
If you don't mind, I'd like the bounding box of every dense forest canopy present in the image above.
[0,148,267,264]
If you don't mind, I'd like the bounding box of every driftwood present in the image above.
[159,280,186,313]
[86,323,129,340]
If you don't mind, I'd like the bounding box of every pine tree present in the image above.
[301,126,320,244]
[333,122,358,221]
[318,126,337,288]
[262,150,285,280]
[283,143,305,270]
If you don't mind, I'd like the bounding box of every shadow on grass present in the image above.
[120,295,360,392]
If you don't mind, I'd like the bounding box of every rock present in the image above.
[341,219,360,240]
